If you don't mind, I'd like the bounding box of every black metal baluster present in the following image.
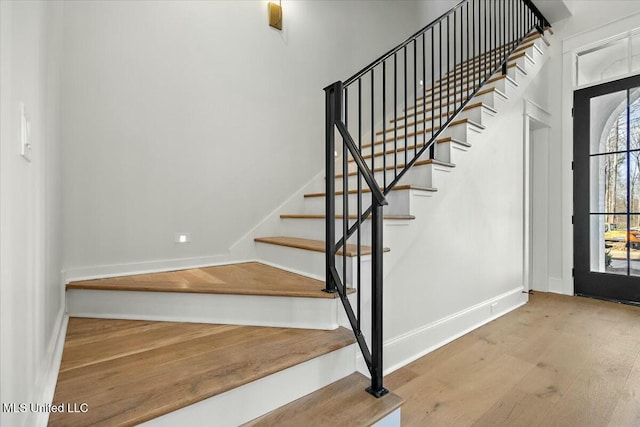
[394,54,398,181]
[383,61,387,189]
[439,21,443,146]
[371,69,375,177]
[414,39,417,157]
[510,0,514,50]
[324,82,340,294]
[492,0,496,78]
[473,0,476,98]
[366,202,387,398]
[422,33,426,150]
[484,0,488,84]
[447,15,450,121]
[501,0,507,76]
[520,0,523,41]
[504,0,507,55]
[343,85,348,300]
[404,46,408,167]
[466,1,470,100]
[357,78,362,330]
[460,5,464,108]
[501,0,504,61]
[454,9,457,116]
[431,27,435,159]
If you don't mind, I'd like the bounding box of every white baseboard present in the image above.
[28,309,68,427]
[383,286,527,375]
[548,276,571,295]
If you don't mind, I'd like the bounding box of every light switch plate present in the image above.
[20,103,32,162]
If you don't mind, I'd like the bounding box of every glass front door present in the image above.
[574,74,640,304]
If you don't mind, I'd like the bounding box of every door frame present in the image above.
[573,73,640,305]
[523,99,551,293]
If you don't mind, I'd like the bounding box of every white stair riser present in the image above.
[66,289,340,330]
[434,140,471,164]
[280,217,373,244]
[140,345,357,427]
[303,189,415,216]
[255,240,370,287]
[408,162,453,189]
[512,52,536,73]
[279,217,413,245]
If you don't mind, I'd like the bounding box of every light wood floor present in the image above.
[386,292,640,427]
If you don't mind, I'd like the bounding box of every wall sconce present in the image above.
[268,1,282,31]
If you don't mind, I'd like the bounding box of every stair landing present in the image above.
[49,317,355,426]
[66,262,347,331]
[67,261,334,299]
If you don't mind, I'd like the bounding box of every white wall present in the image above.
[382,94,530,370]
[61,0,440,279]
[539,1,640,295]
[0,1,65,426]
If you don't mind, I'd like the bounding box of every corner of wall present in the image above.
[27,310,68,427]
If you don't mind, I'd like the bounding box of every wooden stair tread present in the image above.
[280,214,415,220]
[67,261,336,299]
[304,185,437,198]
[241,372,404,427]
[49,318,355,427]
[254,236,390,257]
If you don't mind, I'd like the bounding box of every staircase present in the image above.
[51,1,551,425]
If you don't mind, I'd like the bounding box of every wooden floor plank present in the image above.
[608,351,640,426]
[67,262,334,299]
[49,319,354,427]
[387,292,640,427]
[241,373,403,427]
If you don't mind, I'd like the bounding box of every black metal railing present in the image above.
[324,0,550,397]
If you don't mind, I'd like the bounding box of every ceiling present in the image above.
[532,0,574,24]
